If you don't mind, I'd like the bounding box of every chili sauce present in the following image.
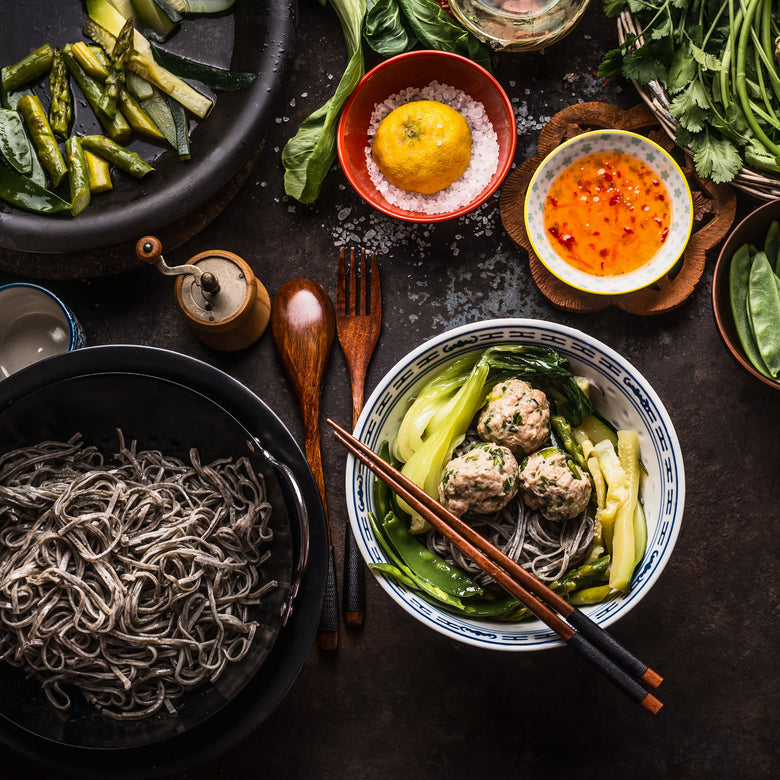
[543,150,671,276]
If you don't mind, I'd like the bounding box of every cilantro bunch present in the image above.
[600,0,780,184]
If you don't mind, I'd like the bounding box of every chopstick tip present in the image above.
[641,692,663,715]
[641,668,664,689]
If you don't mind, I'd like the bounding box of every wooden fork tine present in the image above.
[337,248,347,315]
[359,248,368,315]
[369,250,381,317]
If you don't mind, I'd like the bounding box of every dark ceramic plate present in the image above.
[0,0,295,256]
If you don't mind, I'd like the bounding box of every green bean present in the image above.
[65,136,90,216]
[17,94,68,187]
[1,45,54,93]
[80,134,153,179]
[729,243,773,378]
[747,251,780,377]
[736,0,780,157]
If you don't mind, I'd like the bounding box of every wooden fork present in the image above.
[336,248,382,627]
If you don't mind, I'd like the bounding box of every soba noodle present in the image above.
[0,431,277,720]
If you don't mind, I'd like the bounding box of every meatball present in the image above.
[477,379,550,456]
[518,447,591,522]
[438,443,519,517]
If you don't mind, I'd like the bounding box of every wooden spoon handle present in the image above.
[301,398,339,647]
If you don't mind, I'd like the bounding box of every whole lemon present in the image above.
[371,100,472,195]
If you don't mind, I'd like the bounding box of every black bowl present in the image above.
[0,346,326,776]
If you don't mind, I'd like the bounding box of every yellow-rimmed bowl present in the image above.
[524,130,693,296]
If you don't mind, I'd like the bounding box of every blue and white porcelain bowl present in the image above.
[345,319,684,651]
[524,130,693,295]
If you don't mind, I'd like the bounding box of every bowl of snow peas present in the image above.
[344,319,685,651]
[712,200,780,390]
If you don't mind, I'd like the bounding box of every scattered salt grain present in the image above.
[364,81,500,215]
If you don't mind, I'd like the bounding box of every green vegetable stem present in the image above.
[1,45,54,93]
[63,46,133,144]
[99,16,135,119]
[17,94,69,187]
[48,47,73,138]
[80,134,154,178]
[65,136,91,216]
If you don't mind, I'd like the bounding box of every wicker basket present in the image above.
[617,11,780,202]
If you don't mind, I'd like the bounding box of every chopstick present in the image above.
[327,419,664,714]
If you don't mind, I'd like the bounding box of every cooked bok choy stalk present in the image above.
[85,0,213,118]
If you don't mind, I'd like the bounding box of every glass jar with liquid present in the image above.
[448,0,591,52]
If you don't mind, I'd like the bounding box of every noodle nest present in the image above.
[0,431,277,721]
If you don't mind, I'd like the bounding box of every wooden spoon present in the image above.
[271,278,338,650]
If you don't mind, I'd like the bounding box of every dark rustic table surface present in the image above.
[1,2,779,779]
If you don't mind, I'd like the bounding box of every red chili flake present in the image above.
[599,248,609,258]
[548,196,559,207]
[652,179,660,186]
[548,226,575,250]
[654,217,662,226]
[603,171,614,183]
[624,226,634,234]
[658,194,666,201]
[661,227,669,243]
[609,194,619,206]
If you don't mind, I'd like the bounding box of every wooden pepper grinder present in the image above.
[136,236,271,351]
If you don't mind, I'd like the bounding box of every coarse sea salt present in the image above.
[365,81,500,215]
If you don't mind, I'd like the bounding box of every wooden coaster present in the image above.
[499,102,737,314]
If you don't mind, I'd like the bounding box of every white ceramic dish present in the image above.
[345,319,685,651]
[524,130,693,295]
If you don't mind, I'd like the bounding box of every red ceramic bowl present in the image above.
[712,199,780,390]
[337,50,517,223]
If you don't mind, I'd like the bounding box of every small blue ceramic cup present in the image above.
[0,283,87,380]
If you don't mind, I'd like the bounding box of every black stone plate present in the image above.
[0,0,296,260]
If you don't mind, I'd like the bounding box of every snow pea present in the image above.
[747,251,780,377]
[0,165,70,214]
[729,243,773,378]
[380,513,483,599]
[368,513,467,610]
